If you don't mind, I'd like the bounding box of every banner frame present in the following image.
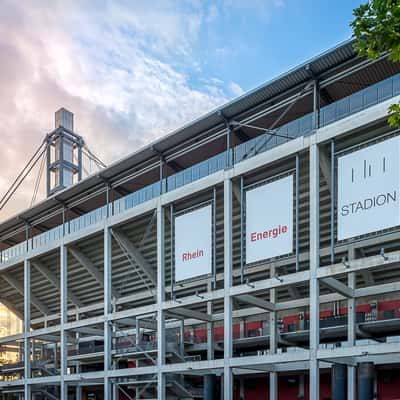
[172,200,215,286]
[244,170,296,267]
[335,132,400,245]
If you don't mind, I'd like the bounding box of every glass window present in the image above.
[378,77,393,101]
[349,91,363,114]
[363,86,378,107]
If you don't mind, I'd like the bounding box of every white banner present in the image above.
[246,175,293,264]
[175,205,212,282]
[337,136,400,240]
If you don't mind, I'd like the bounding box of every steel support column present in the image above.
[240,176,244,283]
[309,142,320,399]
[224,177,233,400]
[104,227,113,399]
[295,154,300,271]
[330,140,335,264]
[313,79,319,129]
[213,187,217,289]
[170,204,174,300]
[157,202,166,400]
[205,281,215,400]
[269,264,277,400]
[75,358,81,400]
[348,248,356,400]
[23,260,31,400]
[60,245,68,400]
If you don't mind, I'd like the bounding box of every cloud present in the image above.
[223,0,284,11]
[229,82,245,97]
[221,0,284,20]
[0,0,231,220]
[0,0,282,221]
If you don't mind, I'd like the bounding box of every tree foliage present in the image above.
[351,0,400,126]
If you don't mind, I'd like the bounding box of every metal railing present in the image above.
[2,72,400,264]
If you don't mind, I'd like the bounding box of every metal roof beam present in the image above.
[1,273,49,315]
[32,224,48,234]
[168,160,185,173]
[33,334,60,342]
[168,307,213,322]
[32,261,83,308]
[236,294,275,312]
[319,146,331,193]
[232,182,241,205]
[55,197,85,217]
[98,175,130,197]
[319,87,334,105]
[115,318,157,330]
[111,230,156,286]
[234,128,251,143]
[3,238,18,246]
[68,206,86,217]
[69,246,120,299]
[113,186,130,197]
[72,327,104,336]
[320,277,354,298]
[39,390,58,400]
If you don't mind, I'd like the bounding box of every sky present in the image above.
[0,0,362,220]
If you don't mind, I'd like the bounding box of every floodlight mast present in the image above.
[46,108,84,197]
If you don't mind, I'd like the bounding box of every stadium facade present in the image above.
[1,39,400,399]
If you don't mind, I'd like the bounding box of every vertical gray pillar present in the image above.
[60,245,68,400]
[46,138,51,197]
[309,142,320,400]
[224,177,233,400]
[24,260,31,400]
[347,248,356,400]
[357,363,374,400]
[59,135,65,189]
[332,364,347,400]
[159,157,164,194]
[75,367,81,400]
[157,202,166,400]
[78,143,83,181]
[313,80,319,129]
[104,227,113,399]
[269,264,277,400]
[135,317,141,399]
[179,319,185,356]
[204,281,215,400]
[75,311,81,400]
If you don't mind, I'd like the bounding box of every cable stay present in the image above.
[239,80,314,161]
[30,145,47,207]
[231,121,295,140]
[0,138,47,211]
[83,144,107,169]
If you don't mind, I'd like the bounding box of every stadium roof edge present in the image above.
[0,38,357,235]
